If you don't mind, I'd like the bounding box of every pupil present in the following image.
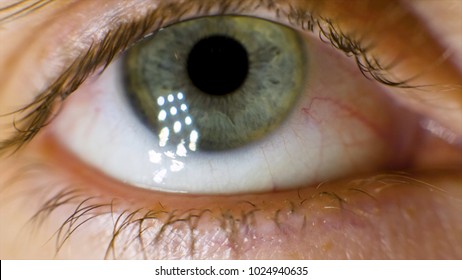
[187,35,249,96]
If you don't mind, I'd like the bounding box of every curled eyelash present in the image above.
[287,4,428,89]
[0,18,149,155]
[0,0,414,156]
[316,19,410,88]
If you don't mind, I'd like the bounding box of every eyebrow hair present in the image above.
[0,0,57,23]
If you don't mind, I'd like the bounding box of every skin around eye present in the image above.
[0,0,461,259]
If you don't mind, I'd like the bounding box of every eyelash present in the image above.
[14,159,445,259]
[0,0,413,157]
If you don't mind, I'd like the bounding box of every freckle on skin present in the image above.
[321,241,333,252]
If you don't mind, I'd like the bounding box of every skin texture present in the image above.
[0,0,461,259]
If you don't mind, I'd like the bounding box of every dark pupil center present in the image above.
[187,35,249,96]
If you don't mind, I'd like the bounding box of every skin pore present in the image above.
[0,0,461,259]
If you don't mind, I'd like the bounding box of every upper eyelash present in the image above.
[0,0,412,156]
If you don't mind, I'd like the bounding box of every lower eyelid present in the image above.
[2,138,461,259]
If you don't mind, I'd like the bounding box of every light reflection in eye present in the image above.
[158,127,170,147]
[148,150,162,164]
[173,121,182,133]
[154,91,198,155]
[153,168,167,184]
[189,131,199,152]
[158,110,167,121]
[176,141,188,157]
[146,90,203,181]
[157,96,165,106]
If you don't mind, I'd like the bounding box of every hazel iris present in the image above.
[124,16,306,151]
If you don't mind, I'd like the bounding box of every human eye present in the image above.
[0,0,461,259]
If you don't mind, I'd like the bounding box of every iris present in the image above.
[124,16,305,151]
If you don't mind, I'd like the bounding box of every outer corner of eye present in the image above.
[49,15,417,195]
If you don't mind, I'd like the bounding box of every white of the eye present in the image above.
[52,50,396,194]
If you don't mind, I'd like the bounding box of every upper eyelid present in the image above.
[0,0,400,82]
[0,0,433,155]
[0,0,55,23]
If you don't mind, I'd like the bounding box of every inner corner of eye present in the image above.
[51,15,390,195]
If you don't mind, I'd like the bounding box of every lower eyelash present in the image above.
[2,157,451,259]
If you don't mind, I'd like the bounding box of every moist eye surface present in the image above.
[124,16,305,151]
[52,14,411,194]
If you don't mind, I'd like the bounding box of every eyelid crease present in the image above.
[0,0,415,156]
[0,0,56,23]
